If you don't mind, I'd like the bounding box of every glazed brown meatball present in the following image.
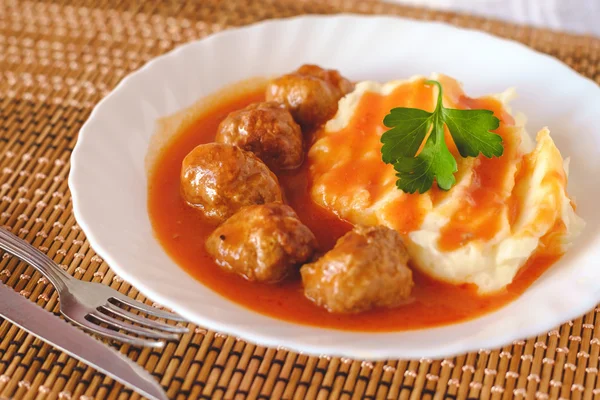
[266,64,354,127]
[181,143,282,223]
[301,225,414,313]
[206,203,317,283]
[216,102,303,171]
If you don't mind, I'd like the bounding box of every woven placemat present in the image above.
[0,0,598,399]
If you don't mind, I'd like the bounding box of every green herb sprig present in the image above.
[380,80,503,194]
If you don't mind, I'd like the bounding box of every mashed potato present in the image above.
[308,74,584,293]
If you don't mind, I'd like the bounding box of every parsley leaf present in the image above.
[443,108,502,158]
[381,108,431,163]
[394,120,457,193]
[380,80,503,193]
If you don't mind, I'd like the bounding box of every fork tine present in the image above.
[101,303,188,334]
[109,294,187,322]
[66,315,165,348]
[90,311,179,341]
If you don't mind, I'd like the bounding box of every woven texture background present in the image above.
[0,0,599,399]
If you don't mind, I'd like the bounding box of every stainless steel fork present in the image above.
[0,228,188,348]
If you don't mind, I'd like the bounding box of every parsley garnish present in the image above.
[380,80,503,194]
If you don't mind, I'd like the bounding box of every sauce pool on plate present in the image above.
[147,86,559,332]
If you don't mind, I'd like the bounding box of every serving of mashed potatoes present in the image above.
[308,74,584,294]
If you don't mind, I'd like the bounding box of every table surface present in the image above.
[0,0,598,399]
[388,0,600,36]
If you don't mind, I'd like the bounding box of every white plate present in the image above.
[69,15,600,360]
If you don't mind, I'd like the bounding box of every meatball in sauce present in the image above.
[216,101,303,171]
[301,225,414,313]
[206,203,317,283]
[266,64,354,127]
[181,143,282,224]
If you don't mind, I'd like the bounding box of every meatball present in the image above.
[266,64,354,127]
[216,102,303,171]
[301,225,414,313]
[206,203,317,283]
[181,143,282,223]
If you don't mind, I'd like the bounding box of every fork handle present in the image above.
[0,228,73,292]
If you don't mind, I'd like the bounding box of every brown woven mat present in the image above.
[0,0,598,399]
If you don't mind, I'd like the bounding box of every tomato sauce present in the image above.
[147,85,560,332]
[308,82,437,235]
[437,97,519,251]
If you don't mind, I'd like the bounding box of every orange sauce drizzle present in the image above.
[310,79,436,235]
[437,96,519,250]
